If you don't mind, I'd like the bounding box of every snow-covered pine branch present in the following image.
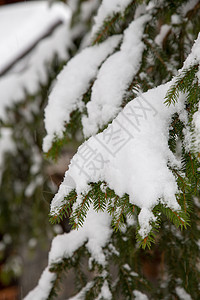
[43,34,122,152]
[24,0,200,299]
[0,1,71,122]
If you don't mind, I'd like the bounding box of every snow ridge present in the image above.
[82,14,151,137]
[0,2,71,122]
[50,82,186,238]
[0,128,15,185]
[43,35,122,152]
[24,267,56,300]
[24,207,112,300]
[92,0,133,37]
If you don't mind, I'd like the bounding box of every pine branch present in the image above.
[164,64,199,106]
[92,1,136,45]
[49,190,77,224]
[93,15,119,45]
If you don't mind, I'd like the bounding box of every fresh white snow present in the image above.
[24,267,56,300]
[49,207,112,266]
[170,33,200,153]
[24,207,112,300]
[50,81,186,238]
[155,24,171,47]
[91,0,133,37]
[133,290,149,300]
[80,0,100,22]
[0,1,70,74]
[180,0,199,17]
[175,287,192,300]
[23,0,200,298]
[95,280,112,300]
[0,128,15,185]
[181,32,200,70]
[82,14,151,137]
[43,12,154,150]
[43,34,122,152]
[0,1,71,121]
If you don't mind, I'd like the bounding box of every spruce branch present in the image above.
[164,64,199,106]
[92,1,136,45]
[49,190,77,224]
[143,38,172,74]
[93,15,119,45]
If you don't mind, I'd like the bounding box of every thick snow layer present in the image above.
[24,267,56,300]
[133,290,148,300]
[80,0,100,22]
[49,207,112,266]
[182,32,200,70]
[82,14,150,137]
[0,128,15,185]
[155,24,171,47]
[43,35,122,152]
[25,207,112,299]
[92,0,133,37]
[50,82,186,238]
[95,280,112,300]
[0,25,71,121]
[0,1,70,74]
[0,1,71,121]
[175,287,192,300]
[180,0,199,16]
[169,33,200,153]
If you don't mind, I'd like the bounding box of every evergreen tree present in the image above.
[0,0,100,294]
[19,0,200,299]
[0,0,72,292]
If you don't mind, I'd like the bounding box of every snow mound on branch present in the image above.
[24,267,56,300]
[80,0,100,22]
[0,1,70,73]
[168,33,200,154]
[83,14,150,137]
[180,0,199,17]
[43,35,122,152]
[175,287,192,300]
[92,0,133,37]
[95,280,112,300]
[0,128,15,185]
[133,290,149,300]
[49,207,112,266]
[181,32,200,71]
[24,207,112,300]
[155,24,171,47]
[50,82,185,238]
[43,13,152,149]
[0,1,71,121]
